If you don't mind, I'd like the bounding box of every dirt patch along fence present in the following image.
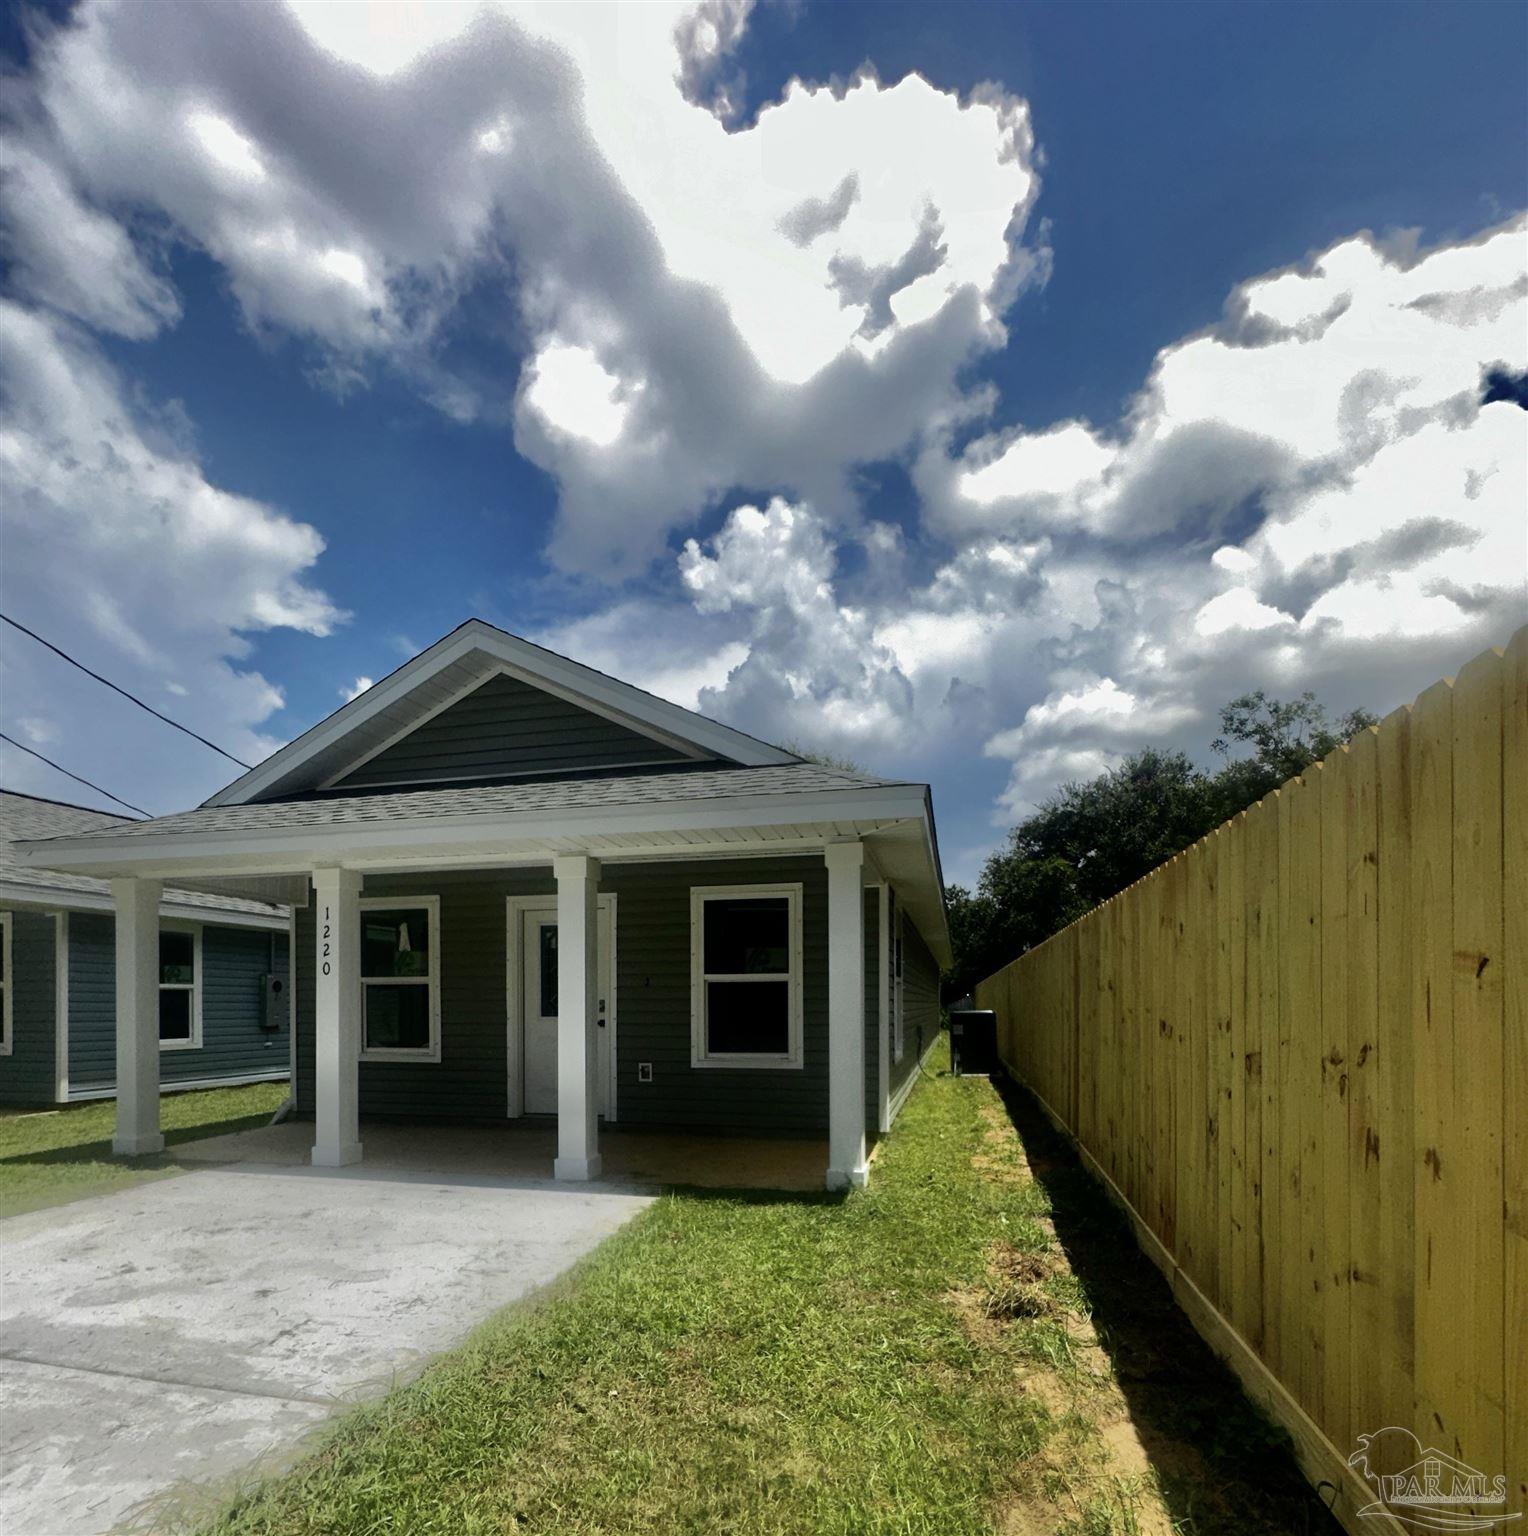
[974,628,1526,1536]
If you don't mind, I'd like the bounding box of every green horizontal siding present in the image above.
[864,887,880,1131]
[293,857,894,1137]
[893,915,941,1103]
[334,673,698,789]
[0,910,59,1106]
[67,914,289,1093]
[65,913,113,1089]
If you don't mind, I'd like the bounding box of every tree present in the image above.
[943,689,1375,1000]
[781,740,868,775]
[1212,690,1378,785]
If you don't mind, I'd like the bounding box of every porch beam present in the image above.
[111,877,164,1156]
[825,841,869,1190]
[553,854,602,1180]
[311,867,363,1167]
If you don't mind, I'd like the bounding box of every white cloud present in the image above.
[931,218,1527,543]
[956,421,1112,520]
[645,223,1525,847]
[342,677,375,702]
[3,0,1043,574]
[522,343,632,447]
[0,301,343,811]
[1,1,1522,879]
[678,498,914,751]
[0,140,180,339]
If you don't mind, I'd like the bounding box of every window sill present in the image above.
[160,1039,202,1052]
[690,1055,803,1071]
[360,1048,442,1064]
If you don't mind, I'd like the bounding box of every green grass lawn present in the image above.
[0,1080,289,1218]
[194,1047,1333,1536]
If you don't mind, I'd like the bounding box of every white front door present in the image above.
[519,902,614,1118]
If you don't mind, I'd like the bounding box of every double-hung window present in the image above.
[0,913,11,1055]
[159,927,201,1049]
[359,896,440,1061]
[690,884,802,1068]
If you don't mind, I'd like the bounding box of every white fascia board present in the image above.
[0,879,288,930]
[13,785,933,877]
[205,622,796,807]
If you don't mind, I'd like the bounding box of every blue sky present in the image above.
[1,0,1524,884]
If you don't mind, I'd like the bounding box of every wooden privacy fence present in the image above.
[975,629,1525,1536]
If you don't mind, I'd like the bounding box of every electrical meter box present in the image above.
[261,973,288,1032]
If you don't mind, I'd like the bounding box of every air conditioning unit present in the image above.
[260,973,288,1032]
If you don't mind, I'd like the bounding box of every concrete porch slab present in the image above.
[174,1117,831,1192]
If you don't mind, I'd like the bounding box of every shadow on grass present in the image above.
[650,1180,847,1208]
[0,1108,282,1173]
[988,1070,1342,1536]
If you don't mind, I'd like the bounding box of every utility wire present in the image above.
[1,613,253,769]
[0,731,151,818]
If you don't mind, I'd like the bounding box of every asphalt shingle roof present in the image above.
[0,792,286,915]
[30,763,912,844]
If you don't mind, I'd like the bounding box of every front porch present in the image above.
[77,836,917,1192]
[174,1116,832,1192]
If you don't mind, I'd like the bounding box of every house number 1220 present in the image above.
[321,906,331,976]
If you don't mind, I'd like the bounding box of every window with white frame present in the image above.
[360,897,440,1060]
[159,927,201,1048]
[690,884,802,1068]
[0,912,11,1056]
[892,904,906,1063]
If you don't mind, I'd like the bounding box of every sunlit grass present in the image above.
[192,1044,1326,1536]
[0,1080,288,1217]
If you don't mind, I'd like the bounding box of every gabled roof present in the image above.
[61,763,902,840]
[0,790,287,925]
[205,620,799,807]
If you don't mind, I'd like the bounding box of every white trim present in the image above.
[317,669,510,790]
[505,893,617,1121]
[206,621,795,806]
[312,867,363,1166]
[54,909,69,1099]
[287,907,298,1095]
[689,882,803,1070]
[876,883,890,1134]
[0,912,11,1055]
[358,894,441,1062]
[0,881,286,929]
[157,921,203,1051]
[67,1066,291,1101]
[824,840,869,1190]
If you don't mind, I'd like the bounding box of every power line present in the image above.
[0,731,151,818]
[0,613,253,769]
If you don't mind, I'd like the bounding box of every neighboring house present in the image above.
[0,791,291,1107]
[16,620,949,1188]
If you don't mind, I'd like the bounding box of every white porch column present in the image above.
[825,841,869,1190]
[553,854,602,1181]
[112,877,163,1156]
[311,867,363,1168]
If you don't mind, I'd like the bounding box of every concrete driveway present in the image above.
[0,1164,652,1536]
